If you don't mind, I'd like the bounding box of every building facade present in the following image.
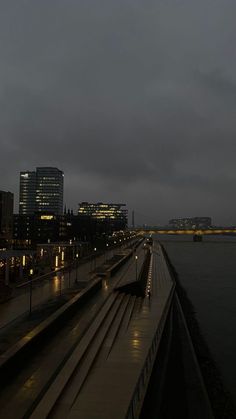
[19,167,64,215]
[13,213,67,248]
[19,171,36,214]
[35,167,64,215]
[78,202,128,233]
[0,191,14,248]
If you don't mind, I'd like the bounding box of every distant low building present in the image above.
[169,217,212,229]
[13,211,99,249]
[13,202,128,249]
[0,191,14,249]
[78,202,128,233]
[13,213,66,248]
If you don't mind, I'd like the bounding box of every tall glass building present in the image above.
[19,167,64,215]
[19,171,36,214]
[35,167,64,215]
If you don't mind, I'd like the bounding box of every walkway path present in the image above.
[0,246,134,331]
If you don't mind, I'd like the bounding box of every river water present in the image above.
[158,235,236,403]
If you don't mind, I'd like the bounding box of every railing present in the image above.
[125,282,175,419]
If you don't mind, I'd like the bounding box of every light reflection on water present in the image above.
[157,234,236,402]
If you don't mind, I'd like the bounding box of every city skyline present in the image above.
[1,1,236,225]
[1,169,235,227]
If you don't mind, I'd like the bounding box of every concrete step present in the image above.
[117,295,137,336]
[94,294,131,365]
[29,292,120,419]
[52,294,128,417]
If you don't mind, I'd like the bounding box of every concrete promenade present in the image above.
[26,240,174,419]
[62,242,174,419]
[0,238,215,418]
[0,246,130,331]
[0,243,146,418]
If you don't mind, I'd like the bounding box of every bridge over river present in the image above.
[132,227,236,241]
[0,237,214,418]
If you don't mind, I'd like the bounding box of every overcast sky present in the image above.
[0,0,236,225]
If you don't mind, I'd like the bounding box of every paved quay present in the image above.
[30,241,174,419]
[0,246,131,331]
[0,243,146,418]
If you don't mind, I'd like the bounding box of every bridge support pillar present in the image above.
[193,234,203,242]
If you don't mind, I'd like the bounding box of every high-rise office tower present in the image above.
[19,171,36,214]
[19,167,64,215]
[35,167,64,215]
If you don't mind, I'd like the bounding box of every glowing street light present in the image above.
[55,255,59,269]
[75,253,79,282]
[94,247,97,269]
[29,268,34,315]
[135,255,138,281]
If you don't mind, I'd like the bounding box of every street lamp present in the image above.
[68,265,71,288]
[75,253,79,282]
[105,243,109,262]
[29,268,34,315]
[94,248,97,270]
[135,255,138,281]
[55,255,59,269]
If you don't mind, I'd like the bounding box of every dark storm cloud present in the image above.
[0,0,236,224]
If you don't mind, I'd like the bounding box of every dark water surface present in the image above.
[159,235,236,402]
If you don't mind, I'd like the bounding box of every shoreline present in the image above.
[161,243,236,419]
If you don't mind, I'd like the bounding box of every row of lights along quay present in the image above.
[0,231,137,301]
[0,232,139,335]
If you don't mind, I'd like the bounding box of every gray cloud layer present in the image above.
[1,0,236,224]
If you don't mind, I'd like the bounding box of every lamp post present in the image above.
[68,265,71,288]
[143,243,146,255]
[59,272,62,296]
[135,255,138,281]
[29,268,34,316]
[94,248,97,270]
[75,253,79,282]
[105,243,109,262]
